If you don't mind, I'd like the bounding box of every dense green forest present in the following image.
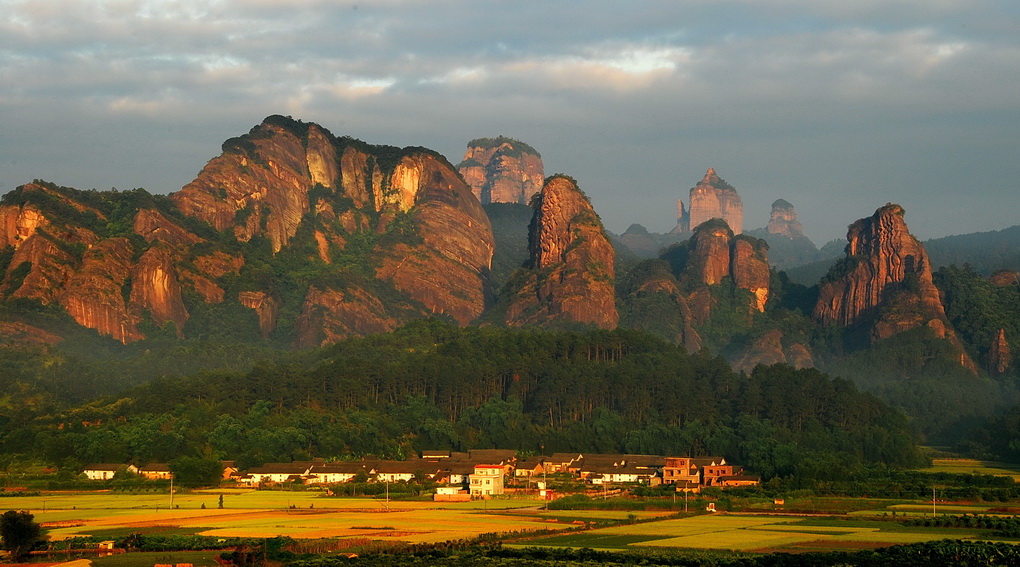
[0,321,923,483]
[925,225,1020,274]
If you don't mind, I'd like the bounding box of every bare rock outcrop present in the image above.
[457,137,544,205]
[505,175,618,329]
[683,219,770,312]
[238,291,279,338]
[172,117,339,253]
[766,199,804,239]
[814,204,975,370]
[674,169,743,234]
[989,328,1012,376]
[129,246,189,336]
[133,208,202,249]
[990,270,1019,287]
[294,286,399,348]
[60,238,141,343]
[735,330,815,372]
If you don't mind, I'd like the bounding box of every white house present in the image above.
[83,464,138,480]
[469,464,505,497]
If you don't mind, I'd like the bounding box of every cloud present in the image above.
[1,0,1018,243]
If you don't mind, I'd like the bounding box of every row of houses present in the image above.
[83,451,758,496]
[82,462,238,481]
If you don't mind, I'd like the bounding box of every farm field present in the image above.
[0,490,573,544]
[918,458,1020,481]
[513,513,1013,553]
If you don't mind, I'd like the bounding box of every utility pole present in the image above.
[169,474,174,510]
[933,486,936,517]
[684,480,689,513]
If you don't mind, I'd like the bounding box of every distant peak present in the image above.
[697,168,734,191]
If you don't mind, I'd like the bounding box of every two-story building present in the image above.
[468,464,505,497]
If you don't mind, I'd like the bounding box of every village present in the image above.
[82,452,760,501]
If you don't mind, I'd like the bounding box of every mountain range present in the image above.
[1,115,1018,444]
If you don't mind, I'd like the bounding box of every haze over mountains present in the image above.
[1,116,1018,447]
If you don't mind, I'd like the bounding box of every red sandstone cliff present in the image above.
[0,117,494,346]
[674,169,743,234]
[814,204,975,370]
[457,137,544,205]
[505,175,618,329]
[683,219,770,312]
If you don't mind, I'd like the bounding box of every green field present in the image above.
[514,513,1008,553]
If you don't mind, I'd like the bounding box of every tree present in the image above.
[169,456,223,488]
[1,510,43,561]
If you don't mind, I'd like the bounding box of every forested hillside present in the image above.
[0,321,921,482]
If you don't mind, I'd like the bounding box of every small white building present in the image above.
[83,464,138,480]
[469,464,504,497]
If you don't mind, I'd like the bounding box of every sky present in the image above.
[2,1,1018,246]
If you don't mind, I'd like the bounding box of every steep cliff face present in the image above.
[675,169,743,234]
[59,237,141,343]
[731,236,771,312]
[686,220,732,286]
[0,117,494,346]
[815,204,941,327]
[130,245,189,335]
[766,199,804,239]
[172,117,339,253]
[814,204,974,369]
[457,137,544,205]
[166,115,493,341]
[0,202,48,249]
[505,175,618,329]
[682,219,770,312]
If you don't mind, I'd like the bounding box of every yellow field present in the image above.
[919,459,1020,481]
[1,491,565,544]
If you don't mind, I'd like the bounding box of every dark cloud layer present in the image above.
[3,0,1018,244]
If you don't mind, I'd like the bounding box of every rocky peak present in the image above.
[171,115,340,253]
[767,198,804,239]
[814,204,975,370]
[0,117,493,346]
[457,136,544,205]
[675,168,743,234]
[505,175,618,329]
[683,219,770,311]
[686,219,733,286]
